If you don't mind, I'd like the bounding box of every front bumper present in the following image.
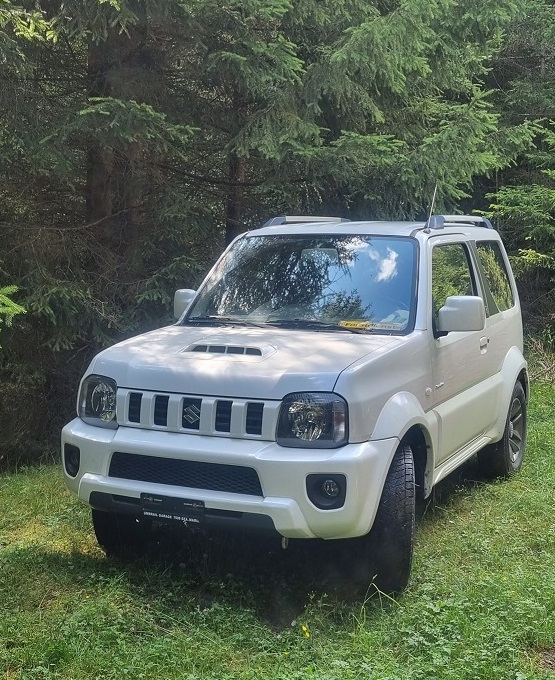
[62,418,399,539]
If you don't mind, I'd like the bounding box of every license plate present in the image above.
[140,493,205,526]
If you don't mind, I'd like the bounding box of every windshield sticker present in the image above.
[339,320,405,331]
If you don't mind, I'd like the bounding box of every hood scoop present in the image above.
[177,339,276,361]
[190,344,262,356]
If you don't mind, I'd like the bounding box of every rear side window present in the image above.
[475,241,514,313]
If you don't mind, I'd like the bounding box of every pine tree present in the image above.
[0,0,538,462]
[484,0,555,325]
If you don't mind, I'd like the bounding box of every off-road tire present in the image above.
[363,443,415,594]
[477,381,527,479]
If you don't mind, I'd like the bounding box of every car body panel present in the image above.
[62,215,527,545]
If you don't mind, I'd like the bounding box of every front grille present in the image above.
[118,389,271,439]
[182,398,202,430]
[246,402,264,435]
[154,395,169,426]
[128,392,142,423]
[109,452,263,496]
[215,400,232,432]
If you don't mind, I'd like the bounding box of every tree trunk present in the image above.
[86,40,114,232]
[85,17,151,281]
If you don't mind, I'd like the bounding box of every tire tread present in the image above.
[367,444,415,593]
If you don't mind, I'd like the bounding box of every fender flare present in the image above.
[371,391,435,442]
[371,391,437,497]
[489,347,528,442]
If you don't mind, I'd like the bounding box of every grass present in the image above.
[1,382,555,679]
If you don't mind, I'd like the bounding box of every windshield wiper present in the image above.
[266,319,371,334]
[185,315,269,328]
[186,316,372,333]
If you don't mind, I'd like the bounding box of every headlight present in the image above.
[78,375,118,429]
[277,392,348,448]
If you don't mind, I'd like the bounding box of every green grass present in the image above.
[2,382,555,679]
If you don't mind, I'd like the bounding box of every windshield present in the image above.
[185,234,417,333]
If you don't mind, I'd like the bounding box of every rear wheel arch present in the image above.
[494,349,528,432]
[518,369,529,402]
[477,379,527,479]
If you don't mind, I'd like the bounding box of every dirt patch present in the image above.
[538,647,555,670]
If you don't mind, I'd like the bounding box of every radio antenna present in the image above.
[428,182,439,220]
[424,183,439,232]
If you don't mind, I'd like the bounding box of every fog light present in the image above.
[64,443,80,477]
[322,479,340,498]
[306,474,346,510]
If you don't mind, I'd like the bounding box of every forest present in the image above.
[0,0,554,465]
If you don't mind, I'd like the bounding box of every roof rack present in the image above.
[424,214,493,231]
[443,215,493,229]
[261,215,350,227]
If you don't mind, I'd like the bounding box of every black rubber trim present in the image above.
[89,492,277,535]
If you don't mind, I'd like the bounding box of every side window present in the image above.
[432,243,476,323]
[475,241,515,313]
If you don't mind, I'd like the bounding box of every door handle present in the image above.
[480,336,489,353]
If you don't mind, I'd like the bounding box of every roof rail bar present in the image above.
[424,215,445,232]
[262,215,350,227]
[424,214,494,231]
[442,215,494,229]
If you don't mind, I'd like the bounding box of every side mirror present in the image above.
[437,295,485,333]
[174,289,196,319]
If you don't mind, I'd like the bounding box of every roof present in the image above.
[249,214,495,239]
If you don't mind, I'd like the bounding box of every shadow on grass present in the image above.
[120,525,383,623]
[3,533,355,628]
[417,454,497,522]
[2,455,501,628]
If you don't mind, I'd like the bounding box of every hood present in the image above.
[88,324,399,400]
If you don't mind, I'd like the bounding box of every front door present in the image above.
[429,238,497,463]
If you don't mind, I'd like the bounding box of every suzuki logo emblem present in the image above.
[183,403,201,425]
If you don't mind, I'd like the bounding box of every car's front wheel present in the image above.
[350,443,415,594]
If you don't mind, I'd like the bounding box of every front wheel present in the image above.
[478,381,527,479]
[92,509,151,557]
[351,444,415,594]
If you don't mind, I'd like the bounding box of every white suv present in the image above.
[62,214,528,592]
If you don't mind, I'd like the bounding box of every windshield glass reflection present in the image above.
[186,235,417,334]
